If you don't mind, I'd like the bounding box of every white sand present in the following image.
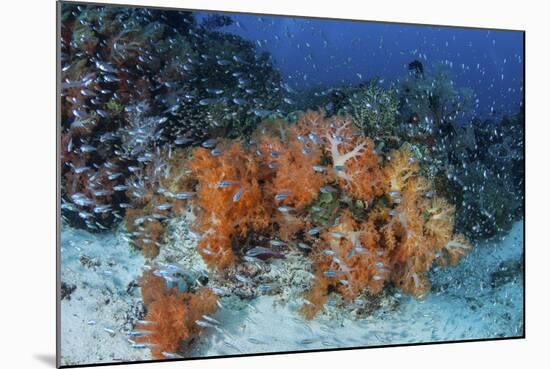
[193,221,524,356]
[59,225,151,366]
[59,220,524,365]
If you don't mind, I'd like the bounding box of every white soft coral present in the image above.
[324,121,365,180]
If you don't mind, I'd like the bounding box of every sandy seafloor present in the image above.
[59,218,524,366]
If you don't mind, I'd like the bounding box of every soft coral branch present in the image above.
[135,271,218,359]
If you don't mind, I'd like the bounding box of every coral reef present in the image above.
[348,82,399,140]
[189,141,271,269]
[397,63,473,134]
[299,141,470,318]
[60,4,283,231]
[437,110,524,239]
[300,211,388,319]
[167,109,472,318]
[135,270,218,359]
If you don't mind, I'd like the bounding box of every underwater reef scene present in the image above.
[59,2,524,366]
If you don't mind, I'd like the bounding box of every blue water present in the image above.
[197,11,523,118]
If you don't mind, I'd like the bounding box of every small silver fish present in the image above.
[131,343,149,349]
[246,246,279,258]
[202,315,221,325]
[233,98,247,105]
[155,203,172,211]
[162,352,183,359]
[202,138,218,148]
[93,205,112,214]
[235,273,252,284]
[218,180,240,188]
[233,187,244,202]
[269,239,287,247]
[195,319,216,328]
[274,190,291,201]
[175,192,196,199]
[308,133,321,144]
[95,60,117,73]
[211,147,223,156]
[308,226,322,235]
[80,144,97,153]
[175,137,193,145]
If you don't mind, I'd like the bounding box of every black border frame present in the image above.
[56,1,526,368]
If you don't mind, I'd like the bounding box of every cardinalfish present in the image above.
[274,190,291,201]
[307,226,323,236]
[245,246,284,259]
[269,239,287,247]
[233,187,244,202]
[162,352,184,359]
[201,138,218,148]
[175,191,196,199]
[218,180,241,188]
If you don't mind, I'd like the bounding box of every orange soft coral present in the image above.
[189,140,270,269]
[260,127,325,210]
[178,112,472,314]
[294,111,385,202]
[136,271,218,359]
[301,211,390,318]
[439,233,472,266]
[383,144,420,196]
[300,143,472,317]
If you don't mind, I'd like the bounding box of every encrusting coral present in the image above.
[135,270,218,359]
